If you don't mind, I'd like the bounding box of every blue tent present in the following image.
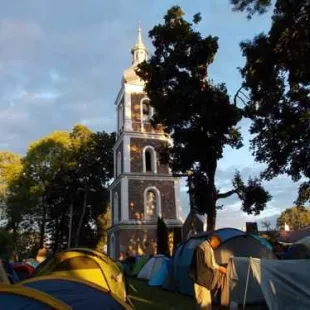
[0,284,70,309]
[148,257,171,286]
[20,275,132,310]
[1,259,19,283]
[172,228,276,296]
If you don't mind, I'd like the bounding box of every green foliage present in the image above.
[0,125,114,255]
[277,206,310,230]
[157,217,169,256]
[239,0,310,204]
[232,171,271,215]
[137,6,271,230]
[230,0,272,18]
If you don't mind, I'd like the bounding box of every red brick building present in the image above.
[107,28,183,259]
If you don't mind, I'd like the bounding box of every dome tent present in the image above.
[34,248,127,302]
[20,275,132,310]
[172,228,276,296]
[0,284,70,309]
[148,257,172,287]
[137,255,170,280]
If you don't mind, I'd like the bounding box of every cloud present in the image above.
[0,1,302,230]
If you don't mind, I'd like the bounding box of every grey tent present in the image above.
[226,257,310,310]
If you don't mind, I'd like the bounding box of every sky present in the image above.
[0,0,303,230]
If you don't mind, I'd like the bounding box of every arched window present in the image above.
[144,187,161,220]
[110,233,116,260]
[113,192,119,224]
[143,146,157,173]
[145,149,152,172]
[117,151,122,176]
[140,98,153,123]
[118,104,123,131]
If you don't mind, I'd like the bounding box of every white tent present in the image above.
[225,257,310,310]
[137,255,168,280]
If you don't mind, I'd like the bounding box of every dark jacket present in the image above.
[189,246,214,290]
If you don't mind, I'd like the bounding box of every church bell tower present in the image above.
[107,27,183,259]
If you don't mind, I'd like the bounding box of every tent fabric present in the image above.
[1,259,19,283]
[250,258,310,310]
[250,234,273,251]
[148,258,171,286]
[0,284,70,309]
[20,276,132,310]
[131,255,149,276]
[34,248,126,301]
[137,255,168,280]
[0,260,10,284]
[285,243,310,259]
[25,259,39,269]
[296,236,310,247]
[223,257,266,306]
[173,228,276,296]
[12,262,35,281]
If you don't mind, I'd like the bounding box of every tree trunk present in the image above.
[203,158,217,231]
[74,186,88,247]
[39,199,47,248]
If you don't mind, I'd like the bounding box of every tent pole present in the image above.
[243,257,251,310]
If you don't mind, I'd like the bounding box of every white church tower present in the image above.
[107,27,183,259]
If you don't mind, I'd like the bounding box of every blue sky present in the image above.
[0,0,302,229]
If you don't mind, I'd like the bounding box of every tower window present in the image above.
[113,192,119,224]
[117,151,122,176]
[144,187,161,220]
[118,104,123,132]
[145,149,152,172]
[141,98,153,122]
[143,146,157,173]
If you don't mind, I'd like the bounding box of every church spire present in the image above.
[131,24,148,65]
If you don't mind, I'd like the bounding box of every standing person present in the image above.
[190,235,227,310]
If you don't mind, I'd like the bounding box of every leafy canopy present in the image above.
[137,6,271,229]
[237,0,310,205]
[277,206,310,230]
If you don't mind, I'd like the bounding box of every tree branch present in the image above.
[217,189,238,199]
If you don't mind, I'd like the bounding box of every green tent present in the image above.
[132,256,150,276]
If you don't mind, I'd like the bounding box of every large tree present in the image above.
[137,6,271,230]
[277,206,310,230]
[233,0,310,205]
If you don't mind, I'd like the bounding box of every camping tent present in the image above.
[12,262,35,281]
[1,259,19,283]
[131,255,149,276]
[34,248,127,301]
[172,228,276,296]
[227,257,310,310]
[0,284,70,309]
[137,255,170,280]
[0,260,10,284]
[148,257,171,286]
[20,275,132,310]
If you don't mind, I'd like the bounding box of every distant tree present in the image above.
[157,217,169,256]
[277,206,310,230]
[261,218,272,231]
[137,6,271,230]
[233,0,310,205]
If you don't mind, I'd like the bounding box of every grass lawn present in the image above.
[127,277,195,310]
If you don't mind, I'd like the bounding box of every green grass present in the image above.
[127,277,195,310]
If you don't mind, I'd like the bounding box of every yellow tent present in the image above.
[0,284,71,309]
[34,248,127,302]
